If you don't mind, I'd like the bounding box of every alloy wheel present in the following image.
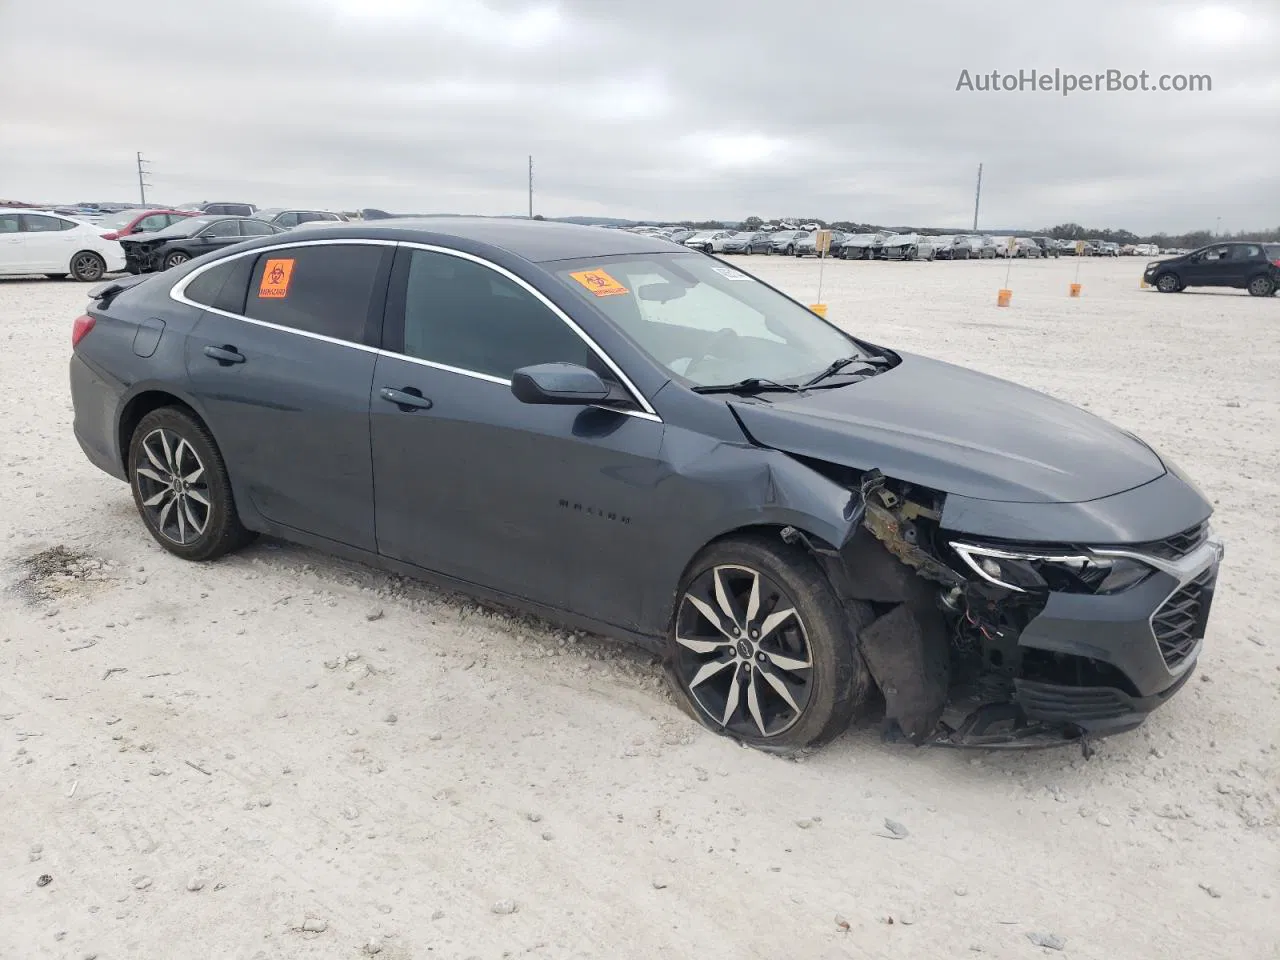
[674,564,814,739]
[1248,276,1274,297]
[134,428,211,545]
[71,252,104,281]
[165,252,190,269]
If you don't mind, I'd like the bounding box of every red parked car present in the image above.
[98,208,198,241]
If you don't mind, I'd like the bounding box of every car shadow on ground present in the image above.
[193,532,1122,774]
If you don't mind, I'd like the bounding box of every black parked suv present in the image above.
[1144,242,1280,296]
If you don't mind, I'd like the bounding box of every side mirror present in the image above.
[511,363,611,405]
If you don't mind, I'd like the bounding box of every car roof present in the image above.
[254,216,683,263]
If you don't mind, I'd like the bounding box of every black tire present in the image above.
[1247,275,1275,297]
[785,245,794,256]
[664,535,873,752]
[1155,273,1181,293]
[127,407,255,562]
[162,250,191,270]
[69,251,106,282]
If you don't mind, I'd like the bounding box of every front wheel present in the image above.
[1156,273,1181,293]
[163,250,190,270]
[128,407,255,561]
[1248,275,1275,297]
[665,536,873,752]
[69,251,106,282]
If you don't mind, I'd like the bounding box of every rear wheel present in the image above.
[665,536,873,752]
[1156,273,1181,293]
[69,251,106,282]
[1247,275,1275,297]
[128,407,255,561]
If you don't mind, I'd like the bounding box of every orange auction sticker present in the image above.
[569,268,629,297]
[258,258,295,299]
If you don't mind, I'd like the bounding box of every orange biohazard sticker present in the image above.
[569,268,629,297]
[258,258,295,299]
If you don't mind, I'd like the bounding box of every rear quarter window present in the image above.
[182,255,255,314]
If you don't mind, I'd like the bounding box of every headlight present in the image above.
[949,542,1153,595]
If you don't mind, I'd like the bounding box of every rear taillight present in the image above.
[101,231,119,240]
[72,314,95,348]
[1272,259,1280,268]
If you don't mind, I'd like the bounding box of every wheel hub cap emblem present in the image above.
[736,640,752,659]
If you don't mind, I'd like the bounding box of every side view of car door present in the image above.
[368,245,665,627]
[179,241,393,551]
[19,214,77,271]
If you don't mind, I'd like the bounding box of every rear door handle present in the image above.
[379,386,433,411]
[203,344,245,365]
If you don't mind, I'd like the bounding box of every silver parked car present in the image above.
[881,233,936,261]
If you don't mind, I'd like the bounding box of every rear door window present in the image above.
[0,214,19,234]
[245,243,389,343]
[22,214,75,232]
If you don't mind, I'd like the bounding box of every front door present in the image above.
[370,246,663,626]
[1183,245,1231,286]
[182,241,393,550]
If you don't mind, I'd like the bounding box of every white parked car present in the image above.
[0,208,125,281]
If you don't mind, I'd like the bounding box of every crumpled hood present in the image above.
[728,352,1166,504]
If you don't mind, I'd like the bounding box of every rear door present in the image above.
[19,214,78,270]
[1227,243,1265,287]
[181,240,393,550]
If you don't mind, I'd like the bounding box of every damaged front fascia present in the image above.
[779,465,969,744]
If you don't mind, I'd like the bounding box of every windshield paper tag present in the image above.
[711,265,747,281]
[258,258,295,299]
[569,268,629,297]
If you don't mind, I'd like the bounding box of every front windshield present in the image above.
[100,210,141,229]
[554,253,862,388]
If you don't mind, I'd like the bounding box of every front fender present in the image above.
[639,425,859,633]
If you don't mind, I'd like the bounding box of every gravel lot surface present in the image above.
[2,255,1277,960]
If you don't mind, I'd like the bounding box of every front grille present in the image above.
[1134,520,1210,561]
[1152,567,1215,669]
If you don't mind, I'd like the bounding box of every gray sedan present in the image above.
[69,218,1222,753]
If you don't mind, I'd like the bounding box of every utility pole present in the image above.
[528,155,533,218]
[136,151,152,206]
[972,162,983,232]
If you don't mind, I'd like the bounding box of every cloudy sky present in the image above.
[1,0,1277,232]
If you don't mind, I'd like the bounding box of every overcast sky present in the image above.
[1,0,1276,232]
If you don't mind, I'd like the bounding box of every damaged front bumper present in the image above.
[788,468,1225,752]
[121,243,161,274]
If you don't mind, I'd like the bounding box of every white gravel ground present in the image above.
[2,255,1277,960]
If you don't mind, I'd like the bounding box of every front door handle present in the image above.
[203,344,245,365]
[379,386,433,411]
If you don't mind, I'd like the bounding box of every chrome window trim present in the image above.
[168,237,663,424]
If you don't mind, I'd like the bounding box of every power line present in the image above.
[528,155,533,219]
[136,152,152,206]
[972,162,983,232]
